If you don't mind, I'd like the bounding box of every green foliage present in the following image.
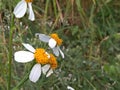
[0,0,120,90]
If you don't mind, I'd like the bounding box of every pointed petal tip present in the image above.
[67,86,75,90]
[46,69,53,77]
[28,2,35,21]
[22,43,35,53]
[58,47,65,58]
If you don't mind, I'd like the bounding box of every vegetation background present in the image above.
[0,0,120,90]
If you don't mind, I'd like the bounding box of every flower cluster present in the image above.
[14,33,64,83]
[13,0,64,83]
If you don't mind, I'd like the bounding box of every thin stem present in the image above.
[56,0,63,22]
[43,0,50,33]
[8,14,14,90]
[44,0,49,21]
[12,73,29,90]
[84,77,97,90]
[50,13,60,33]
[52,0,57,18]
[12,63,34,90]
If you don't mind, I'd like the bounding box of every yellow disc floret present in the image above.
[48,54,58,69]
[25,0,33,3]
[34,48,49,64]
[50,33,63,46]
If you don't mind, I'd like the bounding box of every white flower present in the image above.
[14,43,53,82]
[36,33,64,58]
[13,0,35,21]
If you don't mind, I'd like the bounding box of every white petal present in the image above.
[58,46,64,58]
[49,38,57,48]
[42,64,50,75]
[29,64,41,83]
[46,68,53,77]
[52,47,59,56]
[28,3,35,21]
[22,43,35,53]
[13,0,27,18]
[14,51,34,63]
[67,86,75,90]
[36,33,50,42]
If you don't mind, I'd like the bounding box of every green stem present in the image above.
[43,0,50,33]
[12,73,29,90]
[52,0,57,18]
[8,14,14,90]
[12,63,34,90]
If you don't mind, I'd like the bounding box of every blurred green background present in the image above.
[0,0,120,90]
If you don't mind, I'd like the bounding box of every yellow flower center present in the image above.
[50,33,63,46]
[25,0,33,3]
[34,48,49,64]
[48,54,57,69]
